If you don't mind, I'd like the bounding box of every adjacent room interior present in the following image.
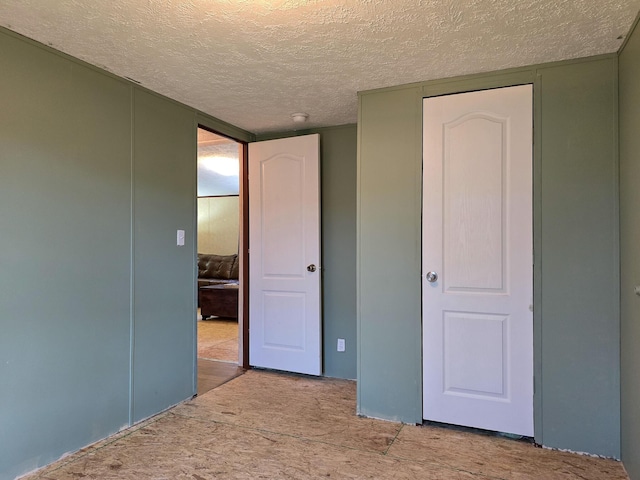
[196,127,244,393]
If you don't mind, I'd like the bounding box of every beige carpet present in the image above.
[197,318,238,363]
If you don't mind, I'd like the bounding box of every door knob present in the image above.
[426,271,438,283]
[307,264,317,272]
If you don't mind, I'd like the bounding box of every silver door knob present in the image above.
[307,264,317,272]
[426,271,438,283]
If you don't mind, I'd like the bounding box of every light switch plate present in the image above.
[177,229,185,246]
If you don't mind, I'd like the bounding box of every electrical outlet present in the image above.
[337,338,345,352]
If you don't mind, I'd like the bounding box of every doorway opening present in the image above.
[196,126,248,394]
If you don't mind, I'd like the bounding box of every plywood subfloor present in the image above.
[197,318,238,363]
[24,370,629,480]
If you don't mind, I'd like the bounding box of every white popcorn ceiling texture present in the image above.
[1,0,638,134]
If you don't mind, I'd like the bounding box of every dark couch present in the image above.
[198,253,239,319]
[197,253,239,288]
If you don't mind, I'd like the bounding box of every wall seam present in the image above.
[612,54,622,458]
[128,85,136,427]
[355,90,363,414]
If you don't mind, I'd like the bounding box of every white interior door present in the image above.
[422,85,533,436]
[248,134,321,376]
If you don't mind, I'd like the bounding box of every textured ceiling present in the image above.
[1,0,639,134]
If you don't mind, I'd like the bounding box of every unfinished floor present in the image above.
[22,370,628,480]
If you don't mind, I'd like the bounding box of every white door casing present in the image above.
[422,85,533,436]
[248,134,321,376]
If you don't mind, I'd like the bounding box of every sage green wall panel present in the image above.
[318,126,358,379]
[357,87,423,422]
[0,32,132,479]
[537,58,620,456]
[255,125,358,380]
[132,90,197,422]
[619,16,640,480]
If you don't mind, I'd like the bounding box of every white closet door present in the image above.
[422,85,533,436]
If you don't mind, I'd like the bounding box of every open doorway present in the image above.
[196,127,246,394]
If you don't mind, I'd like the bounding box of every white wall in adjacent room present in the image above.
[197,196,239,255]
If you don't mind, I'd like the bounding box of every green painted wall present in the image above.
[537,58,619,457]
[0,29,251,480]
[256,125,358,380]
[132,90,197,422]
[357,86,424,422]
[619,15,640,480]
[0,31,132,480]
[357,56,620,456]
